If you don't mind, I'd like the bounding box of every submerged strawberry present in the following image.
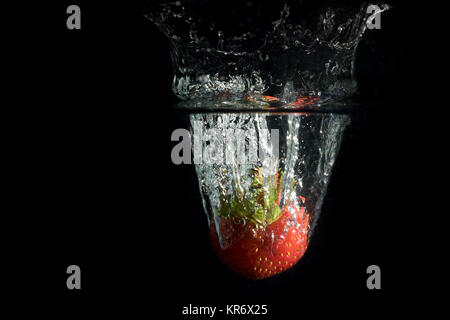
[209,169,310,279]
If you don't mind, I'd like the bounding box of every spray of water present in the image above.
[146,1,389,109]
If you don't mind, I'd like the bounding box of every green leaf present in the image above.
[217,168,297,227]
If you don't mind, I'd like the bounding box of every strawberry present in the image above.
[209,169,310,279]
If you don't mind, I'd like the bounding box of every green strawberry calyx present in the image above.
[217,167,296,227]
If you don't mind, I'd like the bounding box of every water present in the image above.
[146,1,378,278]
[191,112,349,249]
[146,1,389,109]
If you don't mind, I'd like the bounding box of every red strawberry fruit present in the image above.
[209,169,310,279]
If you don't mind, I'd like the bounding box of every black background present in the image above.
[6,0,431,318]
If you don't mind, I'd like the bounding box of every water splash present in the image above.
[146,1,389,109]
[190,112,349,248]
